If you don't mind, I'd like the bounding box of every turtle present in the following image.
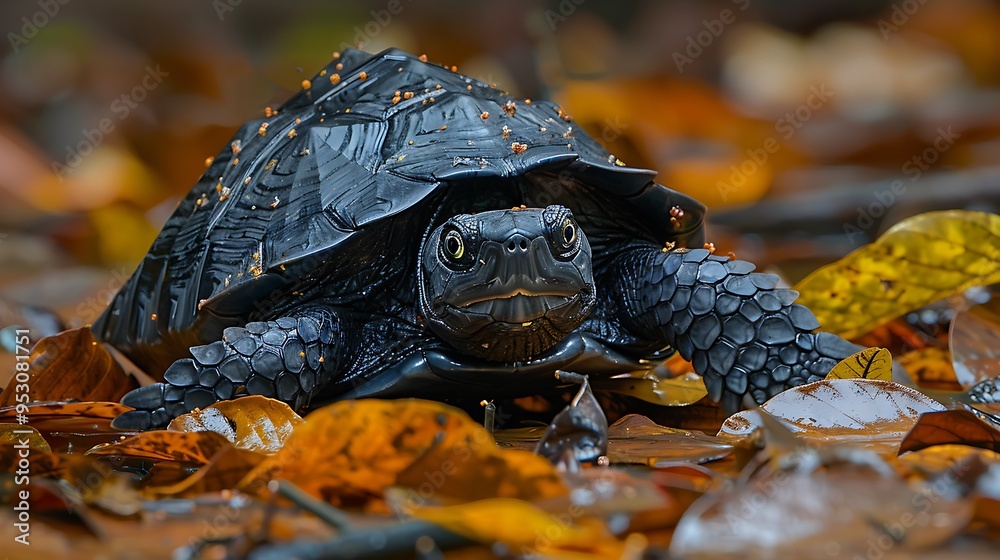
[97,48,861,431]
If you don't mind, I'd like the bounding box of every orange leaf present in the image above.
[0,328,136,406]
[238,399,567,511]
[168,395,303,453]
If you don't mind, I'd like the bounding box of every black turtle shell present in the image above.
[93,48,705,369]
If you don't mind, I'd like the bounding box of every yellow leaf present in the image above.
[0,424,51,452]
[238,399,566,511]
[898,347,957,384]
[592,373,707,406]
[412,498,628,559]
[794,210,1000,339]
[825,347,892,381]
[168,396,303,453]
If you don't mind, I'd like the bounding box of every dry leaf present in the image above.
[238,399,567,511]
[795,210,1000,339]
[899,409,1000,455]
[898,347,957,385]
[824,347,892,381]
[144,446,266,497]
[168,395,303,453]
[0,328,137,406]
[720,379,945,453]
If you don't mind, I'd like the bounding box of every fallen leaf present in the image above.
[86,430,233,465]
[411,498,629,559]
[898,347,957,385]
[899,409,1000,455]
[168,396,303,453]
[238,399,567,511]
[606,415,733,466]
[0,328,137,406]
[145,446,266,498]
[950,298,1000,389]
[534,373,608,464]
[825,347,893,381]
[670,466,972,559]
[591,372,707,406]
[719,379,945,453]
[0,401,135,452]
[0,423,51,452]
[794,210,1000,339]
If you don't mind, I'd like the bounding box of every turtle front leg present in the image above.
[112,308,343,430]
[612,245,861,413]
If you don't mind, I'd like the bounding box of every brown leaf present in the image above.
[86,430,233,465]
[238,399,567,511]
[899,409,1000,455]
[0,328,137,406]
[606,415,732,466]
[145,446,266,498]
[168,395,303,453]
[0,401,136,452]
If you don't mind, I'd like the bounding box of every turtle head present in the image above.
[418,205,596,362]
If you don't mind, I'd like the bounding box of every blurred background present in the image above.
[1,0,999,345]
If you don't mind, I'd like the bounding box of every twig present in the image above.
[248,519,472,560]
[269,479,354,531]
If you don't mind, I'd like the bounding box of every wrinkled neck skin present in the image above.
[418,205,597,362]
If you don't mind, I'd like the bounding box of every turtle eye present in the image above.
[442,229,465,262]
[561,219,577,246]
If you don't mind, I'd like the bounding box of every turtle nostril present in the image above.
[507,241,516,252]
[519,239,528,251]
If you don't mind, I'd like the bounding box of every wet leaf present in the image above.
[950,298,1000,389]
[85,430,233,465]
[238,399,566,511]
[606,415,733,466]
[795,210,1000,339]
[145,446,266,498]
[168,396,303,453]
[0,424,51,452]
[411,498,629,559]
[591,372,707,406]
[670,466,972,559]
[720,379,945,453]
[825,347,892,381]
[899,409,1000,455]
[0,401,134,453]
[534,373,608,464]
[0,328,137,406]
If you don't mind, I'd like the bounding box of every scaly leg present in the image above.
[612,245,861,413]
[112,308,343,430]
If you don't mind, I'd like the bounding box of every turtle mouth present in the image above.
[454,292,583,324]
